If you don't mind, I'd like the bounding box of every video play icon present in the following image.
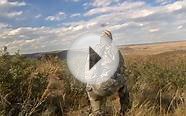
[67,33,119,84]
[89,47,101,70]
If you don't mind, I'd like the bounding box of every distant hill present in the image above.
[23,40,186,59]
[23,50,68,60]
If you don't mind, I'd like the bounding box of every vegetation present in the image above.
[125,51,186,116]
[0,48,185,116]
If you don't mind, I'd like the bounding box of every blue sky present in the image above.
[0,0,185,54]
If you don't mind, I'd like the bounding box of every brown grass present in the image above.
[0,42,186,116]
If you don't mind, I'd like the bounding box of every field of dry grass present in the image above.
[0,41,186,116]
[67,41,186,116]
[122,41,186,55]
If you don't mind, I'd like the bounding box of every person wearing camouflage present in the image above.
[86,30,130,116]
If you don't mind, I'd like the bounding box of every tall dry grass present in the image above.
[0,50,185,116]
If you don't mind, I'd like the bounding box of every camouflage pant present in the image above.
[86,76,130,116]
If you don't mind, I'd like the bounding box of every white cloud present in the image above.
[129,9,154,19]
[149,28,160,32]
[166,1,184,12]
[156,0,173,5]
[91,0,113,7]
[65,0,80,2]
[0,10,23,19]
[177,25,183,30]
[109,23,129,30]
[86,22,98,28]
[85,0,186,18]
[0,23,9,29]
[70,13,81,17]
[1,0,186,54]
[9,1,26,6]
[0,0,26,20]
[0,0,26,7]
[0,24,94,53]
[7,11,23,17]
[109,22,144,31]
[35,14,42,19]
[46,11,66,21]
[73,25,84,31]
[82,0,186,44]
[84,1,145,16]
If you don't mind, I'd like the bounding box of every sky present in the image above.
[0,0,185,54]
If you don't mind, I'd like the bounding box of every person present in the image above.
[86,30,131,116]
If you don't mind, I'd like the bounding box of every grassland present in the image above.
[0,41,186,116]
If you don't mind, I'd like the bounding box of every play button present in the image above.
[67,33,119,84]
[89,47,101,70]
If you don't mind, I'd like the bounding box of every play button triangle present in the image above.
[89,47,101,70]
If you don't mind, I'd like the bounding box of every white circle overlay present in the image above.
[67,33,119,84]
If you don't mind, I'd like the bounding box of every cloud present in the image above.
[85,1,186,17]
[156,0,174,5]
[0,23,95,53]
[35,14,42,19]
[149,28,160,32]
[177,25,183,30]
[65,0,80,2]
[1,0,186,54]
[166,1,184,12]
[82,0,186,44]
[0,23,10,28]
[84,1,145,16]
[70,13,81,17]
[0,0,26,7]
[0,0,26,20]
[0,26,61,53]
[7,11,23,17]
[0,19,101,54]
[91,0,113,7]
[45,11,66,21]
